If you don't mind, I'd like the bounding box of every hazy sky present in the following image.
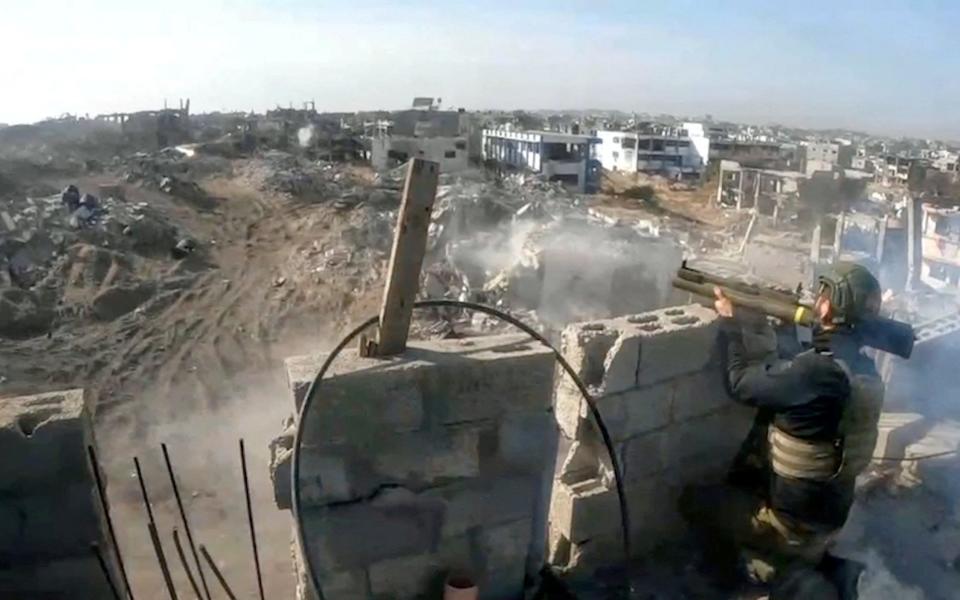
[2,0,958,139]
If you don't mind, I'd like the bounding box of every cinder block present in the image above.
[428,476,537,539]
[549,477,677,548]
[549,478,614,544]
[554,386,585,440]
[559,323,619,388]
[0,389,95,494]
[316,569,370,600]
[480,563,528,600]
[303,487,446,570]
[631,305,719,387]
[367,537,475,600]
[601,333,641,394]
[619,430,667,483]
[288,334,554,439]
[428,342,555,424]
[290,426,483,509]
[594,383,673,442]
[477,519,532,598]
[478,518,533,573]
[495,411,558,474]
[557,439,604,485]
[269,425,295,510]
[371,427,482,488]
[0,483,103,560]
[662,405,753,474]
[671,368,729,421]
[296,367,425,446]
[368,552,441,599]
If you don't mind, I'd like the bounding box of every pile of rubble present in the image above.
[411,172,684,338]
[0,182,196,338]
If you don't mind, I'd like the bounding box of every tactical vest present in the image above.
[768,358,884,482]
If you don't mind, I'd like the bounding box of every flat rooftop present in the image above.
[483,129,599,144]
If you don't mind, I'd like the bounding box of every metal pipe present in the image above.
[239,439,266,600]
[162,444,212,600]
[672,277,813,325]
[173,528,203,600]
[87,445,134,600]
[199,545,238,600]
[135,457,178,600]
[92,542,122,600]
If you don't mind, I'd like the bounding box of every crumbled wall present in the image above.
[270,334,558,600]
[0,389,119,599]
[547,304,755,571]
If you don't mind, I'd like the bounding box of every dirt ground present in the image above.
[1,157,391,598]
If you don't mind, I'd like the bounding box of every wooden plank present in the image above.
[375,158,440,355]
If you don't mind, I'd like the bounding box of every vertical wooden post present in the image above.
[374,158,440,356]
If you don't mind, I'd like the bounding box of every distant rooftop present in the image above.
[483,128,599,144]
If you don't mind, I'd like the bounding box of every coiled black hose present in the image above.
[290,299,631,599]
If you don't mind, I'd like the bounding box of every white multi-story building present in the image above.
[596,122,710,178]
[481,129,600,192]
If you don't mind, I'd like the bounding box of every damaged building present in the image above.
[716,159,802,218]
[96,99,191,148]
[370,105,470,173]
[481,129,601,193]
[921,205,960,287]
[802,140,855,175]
[596,122,710,179]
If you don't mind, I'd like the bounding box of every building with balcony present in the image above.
[596,123,709,179]
[921,205,960,287]
[481,129,600,192]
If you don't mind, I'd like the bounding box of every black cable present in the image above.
[873,450,957,462]
[290,299,632,600]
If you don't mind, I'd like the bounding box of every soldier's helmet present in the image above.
[817,262,882,324]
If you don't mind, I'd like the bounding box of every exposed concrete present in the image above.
[272,333,558,600]
[0,389,119,599]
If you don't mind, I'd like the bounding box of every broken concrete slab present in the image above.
[0,389,94,493]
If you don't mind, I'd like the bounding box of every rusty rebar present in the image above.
[161,443,211,600]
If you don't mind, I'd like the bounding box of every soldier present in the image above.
[680,262,886,599]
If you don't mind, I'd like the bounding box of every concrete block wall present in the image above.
[270,334,558,600]
[0,389,120,599]
[547,304,756,571]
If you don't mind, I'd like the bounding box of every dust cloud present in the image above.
[297,125,315,148]
[96,337,331,599]
[857,550,926,600]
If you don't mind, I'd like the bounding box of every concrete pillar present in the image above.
[715,163,725,205]
[753,172,761,211]
[833,212,846,263]
[810,218,823,265]
[876,217,888,262]
[737,170,744,210]
[907,196,923,290]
